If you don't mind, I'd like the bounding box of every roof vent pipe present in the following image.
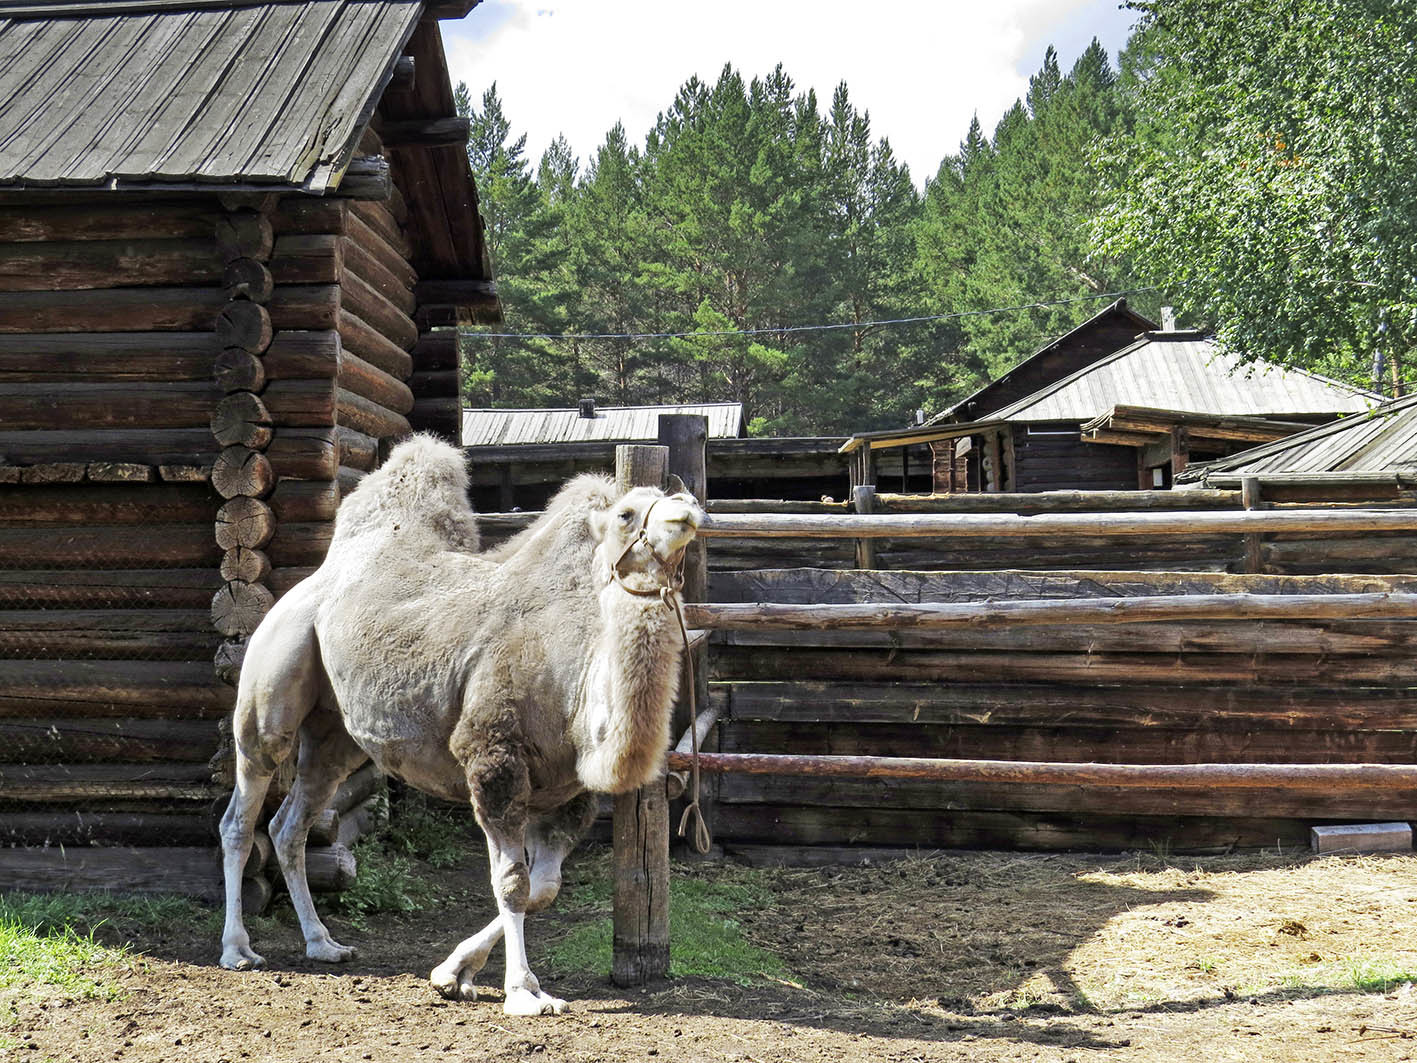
[578,397,596,419]
[1160,306,1177,331]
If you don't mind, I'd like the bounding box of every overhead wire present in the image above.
[456,285,1167,342]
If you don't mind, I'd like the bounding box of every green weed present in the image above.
[331,846,440,930]
[381,788,475,869]
[1345,958,1417,993]
[0,896,136,1001]
[546,869,786,985]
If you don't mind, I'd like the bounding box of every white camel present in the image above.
[216,435,702,1015]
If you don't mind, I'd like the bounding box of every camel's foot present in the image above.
[305,937,358,964]
[503,987,568,1016]
[430,964,481,1002]
[220,944,266,971]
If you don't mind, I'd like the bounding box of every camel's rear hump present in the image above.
[329,434,480,553]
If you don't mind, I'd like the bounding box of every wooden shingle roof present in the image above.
[1177,393,1417,486]
[463,403,745,446]
[0,0,420,192]
[985,332,1379,424]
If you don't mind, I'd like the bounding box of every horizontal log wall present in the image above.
[0,197,242,850]
[704,566,1417,853]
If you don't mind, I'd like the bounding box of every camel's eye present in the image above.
[618,509,635,523]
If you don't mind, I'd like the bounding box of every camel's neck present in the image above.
[573,580,683,794]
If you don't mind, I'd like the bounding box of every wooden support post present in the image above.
[1170,426,1190,478]
[1242,475,1263,574]
[611,444,671,987]
[985,431,1003,493]
[658,415,713,851]
[852,484,877,570]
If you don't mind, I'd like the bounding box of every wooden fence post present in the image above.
[611,443,671,987]
[852,483,877,569]
[1242,476,1263,574]
[658,414,714,849]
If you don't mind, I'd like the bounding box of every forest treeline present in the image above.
[458,0,1416,435]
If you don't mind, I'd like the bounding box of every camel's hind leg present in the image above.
[219,752,277,970]
[218,589,324,971]
[269,708,368,963]
[430,793,596,1002]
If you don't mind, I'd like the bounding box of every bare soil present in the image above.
[6,846,1417,1062]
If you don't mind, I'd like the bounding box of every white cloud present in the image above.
[441,0,1137,182]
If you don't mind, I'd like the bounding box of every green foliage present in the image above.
[1095,0,1417,387]
[546,867,786,985]
[0,894,144,1001]
[332,789,473,928]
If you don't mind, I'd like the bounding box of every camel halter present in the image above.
[609,497,713,855]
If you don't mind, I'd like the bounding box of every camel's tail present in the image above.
[329,433,480,552]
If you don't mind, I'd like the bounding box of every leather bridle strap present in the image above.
[607,495,711,854]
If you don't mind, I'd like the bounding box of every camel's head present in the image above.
[593,479,704,597]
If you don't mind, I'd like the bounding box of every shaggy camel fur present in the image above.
[217,435,702,1015]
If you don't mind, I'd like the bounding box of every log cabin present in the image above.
[841,317,1379,494]
[0,0,496,894]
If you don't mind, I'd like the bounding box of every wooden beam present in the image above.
[696,508,1417,539]
[667,752,1417,791]
[379,117,470,147]
[331,156,392,201]
[686,592,1417,631]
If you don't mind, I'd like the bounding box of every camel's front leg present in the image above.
[432,794,595,1002]
[483,828,567,1016]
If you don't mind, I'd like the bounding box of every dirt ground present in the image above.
[6,846,1417,1063]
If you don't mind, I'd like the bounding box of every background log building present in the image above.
[0,0,495,892]
[841,307,1378,495]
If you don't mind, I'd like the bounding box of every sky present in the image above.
[440,0,1140,183]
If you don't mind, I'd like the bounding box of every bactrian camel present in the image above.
[217,435,703,1015]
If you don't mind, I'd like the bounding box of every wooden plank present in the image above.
[0,811,214,848]
[0,660,232,718]
[0,523,218,567]
[338,307,414,379]
[712,805,1321,854]
[0,610,220,661]
[0,201,219,242]
[0,287,226,332]
[266,520,334,568]
[0,569,220,609]
[0,238,223,291]
[0,846,225,901]
[339,350,416,414]
[721,680,1417,730]
[708,567,1417,603]
[0,483,217,525]
[0,332,217,381]
[716,774,1417,821]
[697,509,1417,539]
[670,751,1417,789]
[337,387,411,440]
[720,719,1417,765]
[0,381,221,430]
[0,764,219,803]
[342,270,418,351]
[711,646,1417,686]
[0,717,219,763]
[687,593,1417,631]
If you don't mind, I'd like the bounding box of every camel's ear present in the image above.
[587,506,610,543]
[666,473,689,497]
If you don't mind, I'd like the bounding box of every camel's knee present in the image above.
[526,870,562,913]
[495,862,531,911]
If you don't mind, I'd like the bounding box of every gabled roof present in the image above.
[463,403,745,447]
[987,331,1379,424]
[928,298,1157,425]
[1177,392,1417,486]
[0,0,422,192]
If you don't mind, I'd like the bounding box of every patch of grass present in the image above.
[331,845,440,930]
[0,892,209,938]
[1345,958,1417,993]
[546,868,787,986]
[381,788,474,870]
[0,895,138,1001]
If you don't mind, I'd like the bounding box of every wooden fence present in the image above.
[599,432,1417,984]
